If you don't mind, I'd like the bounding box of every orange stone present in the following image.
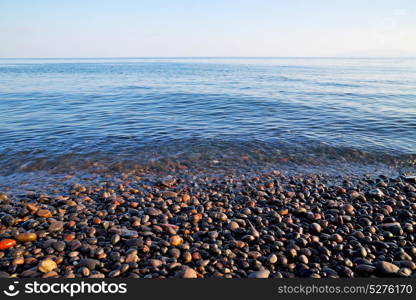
[192,213,203,223]
[314,213,322,220]
[338,188,347,194]
[170,235,183,247]
[183,251,192,263]
[279,209,289,216]
[36,209,52,218]
[93,218,101,225]
[0,239,16,250]
[27,203,38,213]
[66,200,77,207]
[182,194,191,202]
[342,204,355,214]
[56,256,64,264]
[0,193,8,202]
[247,201,256,207]
[67,220,76,228]
[192,252,201,260]
[232,240,245,248]
[13,257,24,265]
[38,258,57,273]
[64,233,75,241]
[16,232,37,243]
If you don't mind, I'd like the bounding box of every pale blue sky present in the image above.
[1,0,415,57]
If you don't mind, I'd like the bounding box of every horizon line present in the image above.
[1,56,415,60]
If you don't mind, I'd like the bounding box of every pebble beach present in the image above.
[1,58,416,278]
[1,169,415,278]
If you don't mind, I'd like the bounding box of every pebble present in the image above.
[397,261,416,270]
[161,191,177,198]
[342,204,355,214]
[16,232,37,242]
[355,247,367,258]
[404,175,416,183]
[0,271,10,278]
[53,241,66,252]
[309,223,322,233]
[375,261,400,275]
[248,269,270,278]
[0,193,8,203]
[176,266,198,278]
[0,239,16,250]
[182,194,191,202]
[368,188,385,199]
[13,257,25,265]
[160,177,176,187]
[145,207,162,217]
[228,221,239,231]
[36,209,52,218]
[78,258,100,270]
[126,252,139,263]
[2,215,15,227]
[170,235,183,247]
[38,259,57,273]
[298,255,309,264]
[80,267,90,277]
[111,234,120,245]
[48,221,64,233]
[379,222,403,235]
[331,234,343,243]
[267,254,278,264]
[356,264,376,273]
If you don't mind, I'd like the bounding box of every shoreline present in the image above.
[0,169,415,278]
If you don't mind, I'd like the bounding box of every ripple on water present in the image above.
[0,58,415,178]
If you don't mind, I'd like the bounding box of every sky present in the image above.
[0,0,415,58]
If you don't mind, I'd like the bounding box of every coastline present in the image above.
[0,56,415,278]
